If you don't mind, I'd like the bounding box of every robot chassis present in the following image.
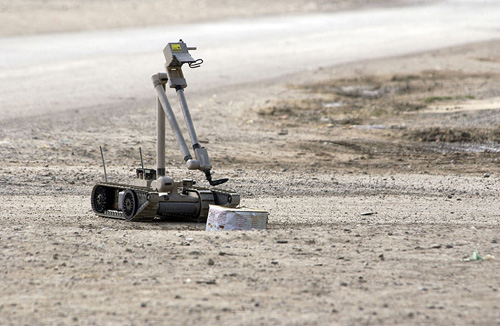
[91,40,239,222]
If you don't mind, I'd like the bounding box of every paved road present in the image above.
[0,0,499,120]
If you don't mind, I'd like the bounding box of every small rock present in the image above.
[276,240,288,244]
[483,254,496,261]
[378,254,385,261]
[430,244,441,249]
[208,258,215,266]
[271,261,279,265]
[483,173,490,178]
[140,302,147,308]
[361,212,375,216]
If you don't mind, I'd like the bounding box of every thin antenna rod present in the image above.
[139,147,144,170]
[100,146,108,182]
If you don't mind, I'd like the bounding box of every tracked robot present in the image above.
[91,40,239,222]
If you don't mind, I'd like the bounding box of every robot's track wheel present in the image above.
[122,189,138,220]
[92,186,110,214]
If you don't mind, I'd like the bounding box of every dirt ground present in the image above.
[1,1,500,326]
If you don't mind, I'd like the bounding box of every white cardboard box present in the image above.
[206,205,268,231]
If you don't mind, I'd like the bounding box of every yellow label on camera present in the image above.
[171,44,182,52]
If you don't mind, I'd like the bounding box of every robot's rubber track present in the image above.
[91,183,159,222]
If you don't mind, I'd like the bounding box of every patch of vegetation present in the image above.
[257,105,293,117]
[258,70,496,132]
[405,127,500,143]
[256,98,363,125]
[457,95,475,100]
[373,109,387,117]
[393,102,427,112]
[424,95,475,103]
[334,117,363,125]
[424,96,453,103]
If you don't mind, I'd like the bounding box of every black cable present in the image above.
[189,59,203,68]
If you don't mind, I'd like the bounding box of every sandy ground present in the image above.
[1,1,500,326]
[0,0,420,36]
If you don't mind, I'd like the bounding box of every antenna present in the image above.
[100,146,108,182]
[139,147,144,170]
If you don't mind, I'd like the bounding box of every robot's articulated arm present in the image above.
[152,40,228,186]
